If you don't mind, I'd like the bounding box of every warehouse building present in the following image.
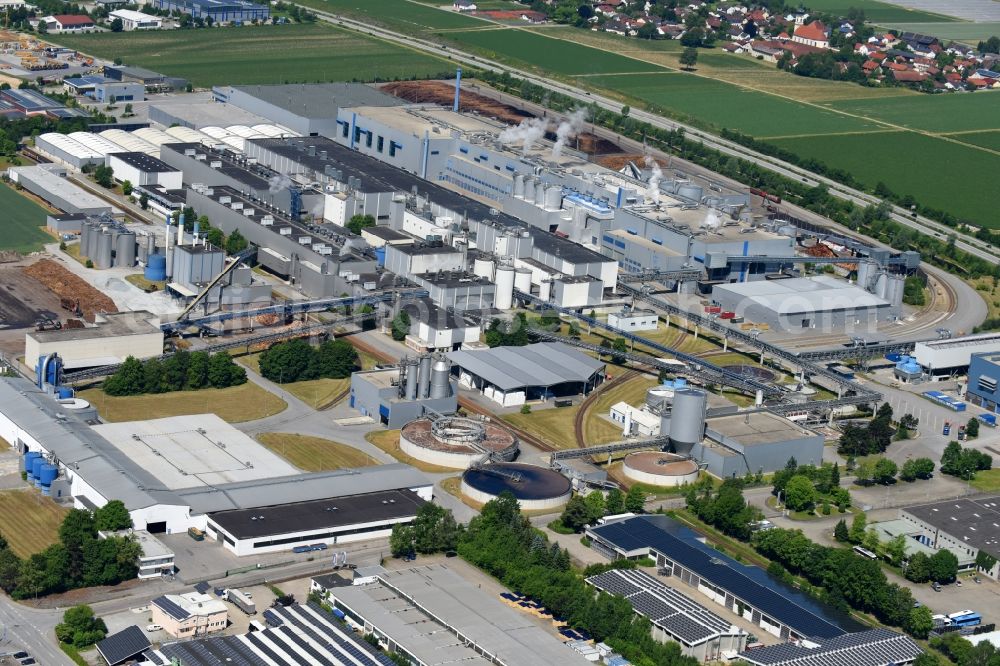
[107,152,183,189]
[900,497,1000,580]
[350,358,458,429]
[968,352,1000,413]
[46,212,86,235]
[401,299,481,352]
[148,0,267,22]
[914,332,1000,378]
[711,276,894,332]
[384,242,464,277]
[24,311,164,369]
[0,379,433,554]
[447,342,605,407]
[322,564,595,666]
[109,8,162,29]
[694,411,825,478]
[409,271,496,310]
[103,64,188,92]
[8,165,118,216]
[587,515,857,640]
[145,602,394,666]
[32,133,106,169]
[214,83,404,137]
[1,88,66,114]
[738,628,923,666]
[588,568,746,661]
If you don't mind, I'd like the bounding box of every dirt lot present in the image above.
[23,258,117,322]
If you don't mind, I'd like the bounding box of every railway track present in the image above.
[573,369,639,450]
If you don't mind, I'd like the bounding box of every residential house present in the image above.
[453,0,476,11]
[150,592,228,638]
[42,14,95,33]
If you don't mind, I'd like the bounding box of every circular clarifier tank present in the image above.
[622,452,700,487]
[400,417,518,469]
[461,462,571,511]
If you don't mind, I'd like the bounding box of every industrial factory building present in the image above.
[350,355,457,428]
[8,164,117,216]
[697,412,825,478]
[900,497,1000,580]
[25,311,164,369]
[447,342,605,407]
[913,331,1000,378]
[401,299,481,352]
[711,276,895,331]
[0,378,433,555]
[147,0,268,23]
[106,152,182,190]
[738,629,923,666]
[323,564,595,666]
[587,515,856,641]
[968,352,1000,414]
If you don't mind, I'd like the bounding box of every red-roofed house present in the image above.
[43,14,95,33]
[862,60,881,74]
[893,70,927,83]
[792,20,829,49]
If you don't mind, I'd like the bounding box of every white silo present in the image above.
[430,358,451,400]
[534,181,545,206]
[668,388,707,456]
[495,265,515,310]
[473,256,495,281]
[875,272,889,299]
[538,278,552,302]
[544,184,562,210]
[513,173,525,199]
[514,267,531,294]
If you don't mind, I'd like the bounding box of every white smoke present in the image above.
[702,210,721,230]
[552,108,587,158]
[268,172,293,193]
[645,155,663,204]
[499,116,549,155]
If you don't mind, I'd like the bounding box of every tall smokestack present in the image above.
[454,67,462,112]
[177,212,185,246]
[164,212,173,279]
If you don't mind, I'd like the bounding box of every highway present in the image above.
[315,11,999,265]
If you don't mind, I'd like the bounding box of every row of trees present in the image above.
[833,513,958,584]
[687,478,761,541]
[557,487,646,533]
[258,338,358,383]
[940,440,992,480]
[838,403,895,456]
[103,351,246,396]
[925,629,1000,666]
[389,504,461,558]
[0,501,138,599]
[484,315,531,348]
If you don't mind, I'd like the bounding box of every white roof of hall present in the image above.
[251,124,295,138]
[133,127,176,146]
[226,124,265,139]
[199,126,234,139]
[713,276,890,314]
[165,125,213,144]
[446,341,604,392]
[99,129,158,156]
[68,131,127,157]
[38,132,103,160]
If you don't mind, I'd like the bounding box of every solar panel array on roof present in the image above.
[589,516,854,639]
[739,628,923,666]
[96,625,151,665]
[587,568,736,646]
[151,603,391,666]
[152,595,190,621]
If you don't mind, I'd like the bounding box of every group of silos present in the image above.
[512,174,564,211]
[23,451,58,497]
[482,260,533,311]
[400,354,451,401]
[79,218,136,269]
[856,262,905,309]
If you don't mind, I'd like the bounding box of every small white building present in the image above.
[609,401,661,437]
[24,311,164,370]
[552,275,603,308]
[101,528,175,579]
[608,308,658,332]
[107,152,183,190]
[402,300,481,353]
[42,14,95,32]
[109,8,162,29]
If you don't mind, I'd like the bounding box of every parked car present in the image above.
[146,624,162,632]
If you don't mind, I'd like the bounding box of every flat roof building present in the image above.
[350,362,458,429]
[968,352,1000,414]
[323,564,594,666]
[900,496,1000,579]
[587,515,858,640]
[148,0,268,22]
[151,592,228,638]
[695,411,824,478]
[447,342,605,407]
[738,628,923,666]
[588,567,747,661]
[109,8,162,29]
[401,299,481,353]
[914,332,1000,376]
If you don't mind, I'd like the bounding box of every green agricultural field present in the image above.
[298,0,488,30]
[947,130,1000,152]
[584,72,880,137]
[831,91,1000,133]
[769,131,1000,228]
[0,182,52,253]
[882,21,1000,43]
[443,28,664,75]
[53,24,453,88]
[800,0,956,22]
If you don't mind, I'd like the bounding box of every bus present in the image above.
[947,610,981,627]
[853,546,878,560]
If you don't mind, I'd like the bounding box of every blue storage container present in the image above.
[39,463,58,489]
[56,386,73,400]
[145,253,167,281]
[31,457,44,487]
[374,246,386,267]
[24,450,40,475]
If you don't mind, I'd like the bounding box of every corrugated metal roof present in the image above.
[446,342,604,391]
[714,276,889,314]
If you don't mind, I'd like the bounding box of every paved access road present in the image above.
[0,594,72,666]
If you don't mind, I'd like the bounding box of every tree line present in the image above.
[258,338,358,383]
[0,501,139,600]
[103,351,246,396]
[940,440,992,481]
[833,513,957,585]
[556,487,647,533]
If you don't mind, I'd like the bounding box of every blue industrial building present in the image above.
[967,352,1000,414]
[586,515,860,641]
[148,0,268,23]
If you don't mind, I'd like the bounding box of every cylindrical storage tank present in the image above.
[400,417,518,469]
[80,220,93,258]
[887,276,904,308]
[544,184,562,210]
[514,268,531,294]
[430,359,451,400]
[23,451,41,474]
[95,230,113,269]
[668,388,707,455]
[39,464,58,495]
[405,361,418,400]
[538,278,551,302]
[145,253,167,281]
[513,173,525,199]
[57,386,73,399]
[31,457,44,487]
[523,178,536,204]
[115,232,136,268]
[645,387,673,412]
[622,452,700,487]
[856,261,873,290]
[473,257,495,281]
[495,265,515,310]
[461,463,571,511]
[418,355,433,400]
[534,180,545,206]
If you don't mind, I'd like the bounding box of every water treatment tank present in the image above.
[418,355,433,399]
[145,253,167,281]
[668,388,707,455]
[31,457,44,487]
[39,464,58,495]
[544,184,562,210]
[495,265,515,310]
[514,267,531,294]
[115,231,136,268]
[473,257,495,281]
[513,173,525,199]
[95,230,113,269]
[24,451,40,475]
[430,358,451,400]
[405,359,419,400]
